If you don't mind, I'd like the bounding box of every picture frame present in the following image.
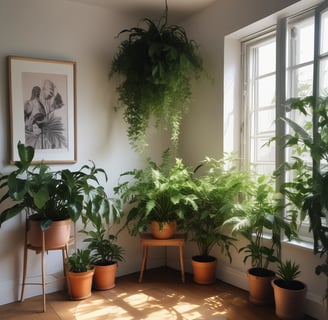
[8,56,77,164]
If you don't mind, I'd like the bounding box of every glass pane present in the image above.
[319,57,328,95]
[257,76,276,106]
[257,108,275,133]
[294,65,313,97]
[320,10,328,55]
[252,137,275,162]
[258,41,276,76]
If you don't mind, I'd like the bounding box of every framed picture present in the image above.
[8,56,77,164]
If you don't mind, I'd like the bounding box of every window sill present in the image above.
[282,238,314,252]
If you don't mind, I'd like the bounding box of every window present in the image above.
[241,1,328,241]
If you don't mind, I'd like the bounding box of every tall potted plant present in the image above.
[81,198,125,290]
[278,96,328,304]
[0,142,113,249]
[272,259,307,320]
[226,174,297,304]
[110,4,203,151]
[114,149,198,239]
[184,156,252,285]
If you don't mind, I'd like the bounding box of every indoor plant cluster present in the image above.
[0,142,125,301]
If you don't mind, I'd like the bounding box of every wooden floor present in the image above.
[0,267,316,320]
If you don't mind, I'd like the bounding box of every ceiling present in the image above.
[68,0,218,22]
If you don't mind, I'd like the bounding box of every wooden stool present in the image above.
[139,233,185,283]
[20,220,75,312]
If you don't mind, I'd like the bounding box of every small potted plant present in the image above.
[0,142,113,249]
[226,174,297,304]
[81,199,125,290]
[184,156,251,285]
[67,249,94,300]
[114,149,198,239]
[272,259,307,319]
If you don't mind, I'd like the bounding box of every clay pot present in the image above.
[247,268,275,305]
[272,278,307,320]
[151,221,176,239]
[68,269,94,300]
[191,255,217,285]
[93,263,118,290]
[28,219,71,249]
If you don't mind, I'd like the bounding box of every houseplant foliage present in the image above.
[81,199,124,290]
[114,149,198,236]
[184,156,252,284]
[271,259,307,319]
[110,4,203,151]
[0,142,112,232]
[226,174,297,304]
[67,248,94,300]
[278,95,328,302]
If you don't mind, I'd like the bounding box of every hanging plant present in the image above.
[110,4,203,151]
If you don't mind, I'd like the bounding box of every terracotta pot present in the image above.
[151,221,176,239]
[247,268,275,305]
[93,263,118,290]
[272,278,307,320]
[191,255,217,285]
[28,219,71,249]
[68,269,94,300]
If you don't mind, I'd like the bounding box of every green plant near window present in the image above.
[68,249,94,273]
[277,95,328,302]
[184,156,253,261]
[276,259,301,286]
[114,149,198,236]
[110,6,203,151]
[226,174,297,271]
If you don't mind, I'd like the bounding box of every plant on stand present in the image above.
[110,1,203,151]
[114,149,198,239]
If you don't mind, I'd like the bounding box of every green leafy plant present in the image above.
[226,174,297,271]
[277,95,328,301]
[114,149,198,236]
[0,142,113,231]
[276,259,301,284]
[184,156,252,261]
[81,199,124,266]
[68,249,94,273]
[110,8,203,151]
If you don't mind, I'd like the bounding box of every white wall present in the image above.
[0,0,327,319]
[0,0,170,305]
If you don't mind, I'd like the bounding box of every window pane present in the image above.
[320,10,328,55]
[293,65,313,97]
[252,137,275,162]
[319,57,328,94]
[257,108,275,133]
[258,41,276,75]
[258,76,276,106]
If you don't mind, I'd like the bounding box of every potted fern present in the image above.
[110,5,203,151]
[114,149,198,239]
[272,260,307,319]
[226,174,297,304]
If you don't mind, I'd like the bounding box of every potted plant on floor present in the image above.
[271,259,307,320]
[114,149,198,239]
[277,95,328,304]
[0,142,113,249]
[110,2,203,151]
[81,199,125,290]
[226,174,297,304]
[67,248,94,300]
[184,156,252,285]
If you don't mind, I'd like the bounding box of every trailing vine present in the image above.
[110,2,203,151]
